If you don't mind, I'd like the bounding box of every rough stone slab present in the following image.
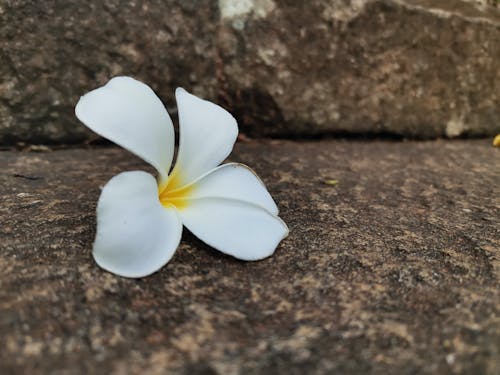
[1,0,500,144]
[1,140,499,374]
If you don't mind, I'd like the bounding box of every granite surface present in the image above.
[0,140,499,374]
[1,0,500,143]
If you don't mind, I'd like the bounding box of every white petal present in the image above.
[93,171,182,278]
[179,163,279,215]
[75,76,174,183]
[169,88,238,189]
[179,198,288,261]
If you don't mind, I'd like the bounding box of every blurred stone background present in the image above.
[1,0,500,144]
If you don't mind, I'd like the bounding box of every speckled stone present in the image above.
[1,0,500,143]
[0,140,499,374]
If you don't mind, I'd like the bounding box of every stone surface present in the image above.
[1,140,499,374]
[1,0,500,144]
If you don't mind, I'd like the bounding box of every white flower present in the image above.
[75,76,288,278]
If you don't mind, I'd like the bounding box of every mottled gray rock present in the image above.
[219,0,500,138]
[1,140,499,374]
[0,0,219,144]
[1,0,500,143]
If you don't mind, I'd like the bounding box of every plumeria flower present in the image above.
[75,76,288,278]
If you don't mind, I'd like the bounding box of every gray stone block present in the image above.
[1,0,500,143]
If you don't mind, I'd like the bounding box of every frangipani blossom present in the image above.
[75,76,288,278]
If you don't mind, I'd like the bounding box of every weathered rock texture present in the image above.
[1,0,500,144]
[1,140,499,374]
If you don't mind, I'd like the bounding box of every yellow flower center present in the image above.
[158,169,194,210]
